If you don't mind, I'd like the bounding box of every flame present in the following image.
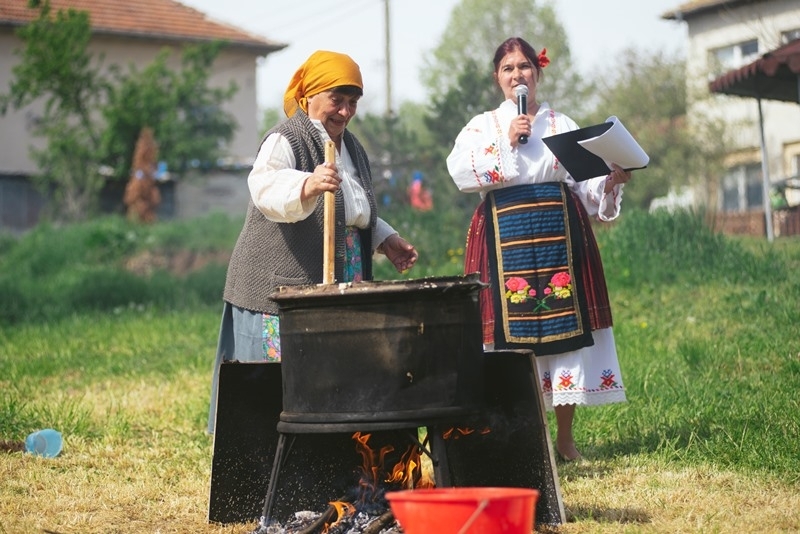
[352,431,435,494]
[322,500,356,533]
[385,444,420,488]
[443,426,492,439]
[314,431,449,530]
[353,432,397,504]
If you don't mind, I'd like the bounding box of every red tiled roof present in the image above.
[0,0,286,55]
[709,39,800,103]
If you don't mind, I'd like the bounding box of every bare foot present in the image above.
[556,441,582,462]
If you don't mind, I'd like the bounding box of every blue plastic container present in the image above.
[24,429,63,458]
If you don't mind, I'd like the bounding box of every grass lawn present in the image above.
[1,213,799,533]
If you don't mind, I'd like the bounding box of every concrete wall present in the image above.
[173,170,250,220]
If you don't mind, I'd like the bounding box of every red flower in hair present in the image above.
[537,48,550,68]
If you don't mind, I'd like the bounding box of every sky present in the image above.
[179,0,688,114]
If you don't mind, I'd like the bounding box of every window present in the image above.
[745,165,763,210]
[781,29,800,44]
[721,163,763,212]
[709,40,759,77]
[722,173,740,212]
[784,142,800,179]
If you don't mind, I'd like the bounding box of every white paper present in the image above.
[577,116,649,171]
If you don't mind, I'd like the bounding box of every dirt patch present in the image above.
[124,249,230,277]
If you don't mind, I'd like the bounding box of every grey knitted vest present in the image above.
[223,110,377,314]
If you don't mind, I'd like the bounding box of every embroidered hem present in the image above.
[541,388,627,410]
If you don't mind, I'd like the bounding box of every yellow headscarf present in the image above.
[283,50,363,118]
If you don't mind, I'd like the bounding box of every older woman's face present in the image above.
[306,90,360,140]
[494,48,538,105]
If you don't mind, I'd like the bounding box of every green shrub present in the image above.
[0,275,25,324]
[597,207,785,288]
[0,209,792,326]
[0,215,234,325]
[175,263,228,307]
[145,211,243,252]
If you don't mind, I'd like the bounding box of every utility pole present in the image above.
[384,0,392,117]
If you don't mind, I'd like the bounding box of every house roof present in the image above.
[661,0,768,21]
[0,0,286,55]
[709,38,800,102]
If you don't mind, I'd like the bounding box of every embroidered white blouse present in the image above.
[247,120,396,250]
[446,100,623,222]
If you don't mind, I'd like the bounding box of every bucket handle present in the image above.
[457,498,489,534]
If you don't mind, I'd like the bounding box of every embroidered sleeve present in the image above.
[568,173,623,221]
[553,110,623,221]
[447,111,519,193]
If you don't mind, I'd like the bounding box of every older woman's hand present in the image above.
[302,162,341,201]
[379,234,419,273]
[603,163,632,193]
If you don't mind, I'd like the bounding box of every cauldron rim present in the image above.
[270,272,486,302]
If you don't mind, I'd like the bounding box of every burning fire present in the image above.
[321,431,437,530]
[317,427,493,531]
[322,500,356,532]
[353,431,435,494]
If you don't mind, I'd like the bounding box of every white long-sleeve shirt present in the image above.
[446,100,623,222]
[247,120,396,249]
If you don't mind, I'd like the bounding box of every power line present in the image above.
[253,0,380,40]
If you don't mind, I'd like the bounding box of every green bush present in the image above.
[0,275,25,324]
[596,207,785,288]
[0,214,237,325]
[373,202,473,280]
[0,209,792,326]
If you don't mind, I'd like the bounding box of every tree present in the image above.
[260,107,282,134]
[350,102,440,210]
[420,0,588,118]
[580,48,729,210]
[102,42,238,180]
[0,0,238,222]
[0,0,109,222]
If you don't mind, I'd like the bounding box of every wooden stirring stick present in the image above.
[323,140,336,284]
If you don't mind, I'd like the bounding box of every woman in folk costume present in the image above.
[207,50,418,434]
[446,37,632,461]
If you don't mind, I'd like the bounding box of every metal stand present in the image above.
[254,423,453,531]
[209,355,565,530]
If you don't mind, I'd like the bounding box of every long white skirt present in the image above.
[533,327,627,410]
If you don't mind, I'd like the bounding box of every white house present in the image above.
[0,0,286,232]
[661,0,800,237]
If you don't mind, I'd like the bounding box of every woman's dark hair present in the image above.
[332,85,363,97]
[492,37,543,75]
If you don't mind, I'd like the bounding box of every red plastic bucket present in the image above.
[385,487,539,534]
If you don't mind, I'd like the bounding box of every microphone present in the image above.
[514,85,529,144]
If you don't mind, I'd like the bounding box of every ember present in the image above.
[255,507,400,534]
[442,426,491,440]
[253,431,435,534]
[327,432,435,530]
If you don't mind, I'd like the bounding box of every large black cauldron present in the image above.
[271,274,485,431]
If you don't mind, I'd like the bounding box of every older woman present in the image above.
[447,37,631,461]
[208,50,418,433]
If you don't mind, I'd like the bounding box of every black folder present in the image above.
[542,122,647,182]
